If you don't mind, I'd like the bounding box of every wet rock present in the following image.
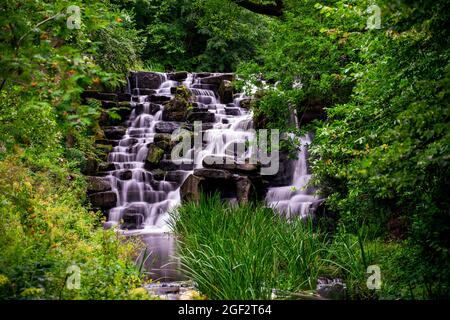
[162,109,186,122]
[146,144,164,168]
[202,156,258,173]
[180,174,204,203]
[263,151,295,186]
[194,72,211,79]
[168,71,188,82]
[155,122,181,134]
[236,176,253,203]
[149,95,171,103]
[121,212,145,230]
[89,191,117,209]
[98,162,115,173]
[224,107,240,116]
[86,176,111,194]
[130,72,165,90]
[151,169,166,180]
[154,133,174,151]
[118,170,133,180]
[103,126,126,140]
[165,171,187,184]
[219,80,234,104]
[187,112,215,123]
[135,103,160,115]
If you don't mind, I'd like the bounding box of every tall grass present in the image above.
[170,195,330,299]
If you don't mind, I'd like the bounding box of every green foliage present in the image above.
[0,156,151,300]
[121,0,271,71]
[0,0,148,300]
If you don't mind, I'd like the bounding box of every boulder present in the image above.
[168,71,188,81]
[162,109,186,122]
[180,174,204,203]
[86,176,111,194]
[129,72,165,89]
[218,80,234,104]
[224,107,240,116]
[236,176,253,203]
[118,170,133,180]
[98,162,115,173]
[89,191,117,209]
[151,169,166,180]
[165,171,187,184]
[146,144,164,168]
[153,133,174,151]
[121,213,145,230]
[155,122,181,134]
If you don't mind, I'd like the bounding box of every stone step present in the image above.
[149,95,172,103]
[103,126,127,140]
[187,112,215,123]
[155,122,181,134]
[224,107,240,116]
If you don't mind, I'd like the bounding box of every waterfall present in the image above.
[102,72,318,233]
[265,133,319,218]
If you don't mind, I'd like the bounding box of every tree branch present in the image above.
[231,0,284,17]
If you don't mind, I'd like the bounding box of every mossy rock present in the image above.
[146,144,164,165]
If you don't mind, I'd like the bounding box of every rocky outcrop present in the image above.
[129,72,165,90]
[89,191,117,210]
[86,176,111,194]
[180,166,264,205]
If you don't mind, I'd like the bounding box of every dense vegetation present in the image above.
[1,0,448,299]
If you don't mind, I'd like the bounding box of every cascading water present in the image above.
[103,73,255,233]
[265,133,319,218]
